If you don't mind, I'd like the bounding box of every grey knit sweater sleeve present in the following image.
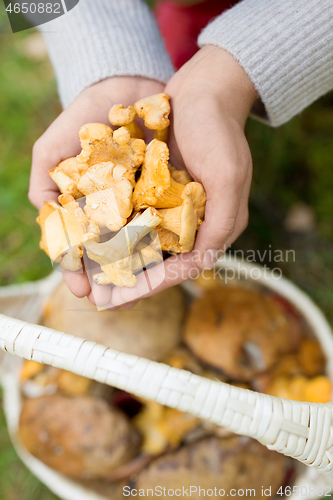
[39,0,174,109]
[198,0,333,127]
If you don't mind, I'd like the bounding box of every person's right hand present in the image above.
[30,76,165,298]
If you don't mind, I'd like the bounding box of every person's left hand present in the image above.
[89,46,258,309]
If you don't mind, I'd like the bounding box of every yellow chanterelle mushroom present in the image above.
[158,182,206,253]
[49,157,83,199]
[77,162,134,232]
[36,198,99,272]
[76,123,144,175]
[84,207,163,287]
[108,104,144,139]
[134,93,171,130]
[133,140,185,210]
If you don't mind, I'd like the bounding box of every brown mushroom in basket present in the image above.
[108,104,144,139]
[43,281,185,360]
[184,287,304,381]
[135,435,288,498]
[49,157,83,199]
[133,140,186,210]
[19,394,140,480]
[158,182,206,253]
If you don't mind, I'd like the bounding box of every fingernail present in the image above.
[203,249,219,269]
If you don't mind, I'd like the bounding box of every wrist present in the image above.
[168,45,258,127]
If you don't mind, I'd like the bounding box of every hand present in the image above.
[104,46,258,309]
[30,76,165,299]
[167,45,258,266]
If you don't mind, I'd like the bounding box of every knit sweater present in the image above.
[40,0,333,127]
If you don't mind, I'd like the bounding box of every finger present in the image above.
[194,141,252,269]
[87,280,114,309]
[63,271,91,298]
[223,168,252,250]
[194,178,244,268]
[120,300,139,310]
[167,109,185,169]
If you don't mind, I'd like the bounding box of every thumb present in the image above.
[194,156,251,269]
[195,188,239,269]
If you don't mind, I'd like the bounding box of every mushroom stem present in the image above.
[93,240,163,285]
[133,140,185,210]
[158,206,182,235]
[84,207,163,267]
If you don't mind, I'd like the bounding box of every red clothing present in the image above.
[155,0,239,69]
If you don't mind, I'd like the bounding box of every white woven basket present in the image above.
[1,259,333,500]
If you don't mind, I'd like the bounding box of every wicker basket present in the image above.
[1,259,333,500]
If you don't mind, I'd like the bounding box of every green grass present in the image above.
[0,8,60,288]
[0,5,61,499]
[1,0,333,498]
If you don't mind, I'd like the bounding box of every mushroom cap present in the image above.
[135,436,287,494]
[182,181,206,223]
[178,182,206,250]
[134,93,171,130]
[184,287,304,381]
[113,126,131,146]
[43,281,185,360]
[36,201,82,268]
[79,161,136,193]
[168,163,192,185]
[155,227,181,253]
[37,199,99,271]
[55,157,81,182]
[19,394,140,480]
[78,161,116,195]
[36,201,62,256]
[133,140,184,210]
[84,178,133,232]
[108,104,136,126]
[101,256,138,288]
[178,196,197,250]
[157,182,206,252]
[49,157,83,198]
[119,138,146,168]
[76,123,135,174]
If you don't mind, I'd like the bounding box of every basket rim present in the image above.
[1,258,333,488]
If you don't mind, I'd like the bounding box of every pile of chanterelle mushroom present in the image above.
[37,93,207,288]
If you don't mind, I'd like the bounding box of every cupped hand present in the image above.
[166,45,258,267]
[29,76,165,299]
[101,46,258,309]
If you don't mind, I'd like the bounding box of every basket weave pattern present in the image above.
[1,312,333,473]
